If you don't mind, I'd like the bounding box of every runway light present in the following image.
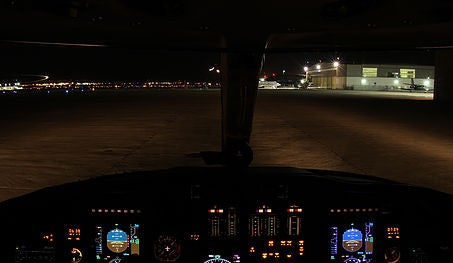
[333,61,340,68]
[316,64,321,70]
[361,78,367,85]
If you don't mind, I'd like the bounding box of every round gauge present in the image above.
[342,228,363,252]
[70,248,83,263]
[154,235,181,262]
[107,229,128,253]
[344,258,361,263]
[385,247,401,263]
[203,259,232,263]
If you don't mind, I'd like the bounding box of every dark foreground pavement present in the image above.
[0,89,452,201]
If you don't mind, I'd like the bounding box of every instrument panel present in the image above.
[11,204,404,263]
[4,167,452,263]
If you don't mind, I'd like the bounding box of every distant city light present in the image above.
[361,78,367,85]
[215,69,220,73]
[424,80,430,86]
[393,79,400,85]
[333,61,340,68]
[316,64,321,70]
[303,66,308,72]
[209,67,215,72]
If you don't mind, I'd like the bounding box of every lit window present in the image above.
[400,69,416,78]
[362,68,377,77]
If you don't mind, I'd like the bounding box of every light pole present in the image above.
[304,66,309,81]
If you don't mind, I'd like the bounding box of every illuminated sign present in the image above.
[400,68,416,78]
[362,68,377,77]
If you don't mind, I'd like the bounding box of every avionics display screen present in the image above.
[95,223,140,262]
[203,253,240,263]
[329,222,374,263]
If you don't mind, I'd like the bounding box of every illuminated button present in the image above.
[190,234,200,241]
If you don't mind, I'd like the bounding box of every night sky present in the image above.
[0,44,220,82]
[0,43,435,82]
